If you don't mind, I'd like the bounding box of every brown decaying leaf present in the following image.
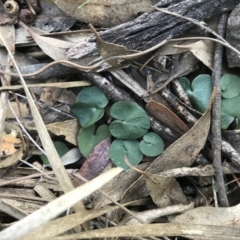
[146,100,189,136]
[121,91,214,203]
[145,173,189,208]
[79,138,110,183]
[46,119,80,145]
[39,77,63,107]
[1,132,21,155]
[52,0,152,27]
[171,203,240,227]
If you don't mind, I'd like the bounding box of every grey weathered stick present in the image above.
[211,13,229,207]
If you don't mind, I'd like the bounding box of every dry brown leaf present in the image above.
[1,131,21,155]
[46,119,80,145]
[146,100,189,136]
[93,25,138,70]
[6,102,29,119]
[121,90,214,203]
[171,203,240,227]
[0,144,24,169]
[174,40,214,70]
[39,78,63,107]
[78,139,110,183]
[144,173,189,208]
[52,0,153,27]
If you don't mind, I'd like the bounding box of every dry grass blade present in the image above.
[20,205,120,240]
[0,81,91,91]
[0,167,123,240]
[0,27,88,231]
[43,223,240,240]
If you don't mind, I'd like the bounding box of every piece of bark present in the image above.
[67,0,239,60]
[226,3,240,67]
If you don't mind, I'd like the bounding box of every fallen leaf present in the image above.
[39,78,63,107]
[144,173,189,208]
[92,162,149,208]
[33,0,76,32]
[78,138,110,183]
[122,202,194,225]
[51,0,153,27]
[1,131,21,155]
[171,203,240,227]
[92,25,138,71]
[174,40,214,70]
[146,100,189,136]
[121,90,215,203]
[46,119,80,145]
[22,25,93,65]
[6,102,29,119]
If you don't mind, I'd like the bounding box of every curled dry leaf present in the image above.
[51,0,153,27]
[146,100,189,137]
[121,90,214,203]
[78,138,110,184]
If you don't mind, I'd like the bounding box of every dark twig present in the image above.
[160,87,197,126]
[211,14,229,207]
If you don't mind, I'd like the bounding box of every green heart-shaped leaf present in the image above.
[41,141,69,166]
[109,139,143,171]
[109,101,150,140]
[75,86,108,108]
[70,86,108,128]
[221,74,240,99]
[78,124,110,157]
[139,132,164,157]
[179,75,212,113]
[221,95,240,130]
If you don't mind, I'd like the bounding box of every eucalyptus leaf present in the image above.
[221,74,240,99]
[139,132,164,157]
[78,124,110,157]
[41,141,69,166]
[109,101,150,140]
[109,139,143,171]
[70,86,108,128]
[179,74,212,113]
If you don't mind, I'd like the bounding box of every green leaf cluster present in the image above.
[176,73,240,130]
[71,87,165,171]
[221,74,240,130]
